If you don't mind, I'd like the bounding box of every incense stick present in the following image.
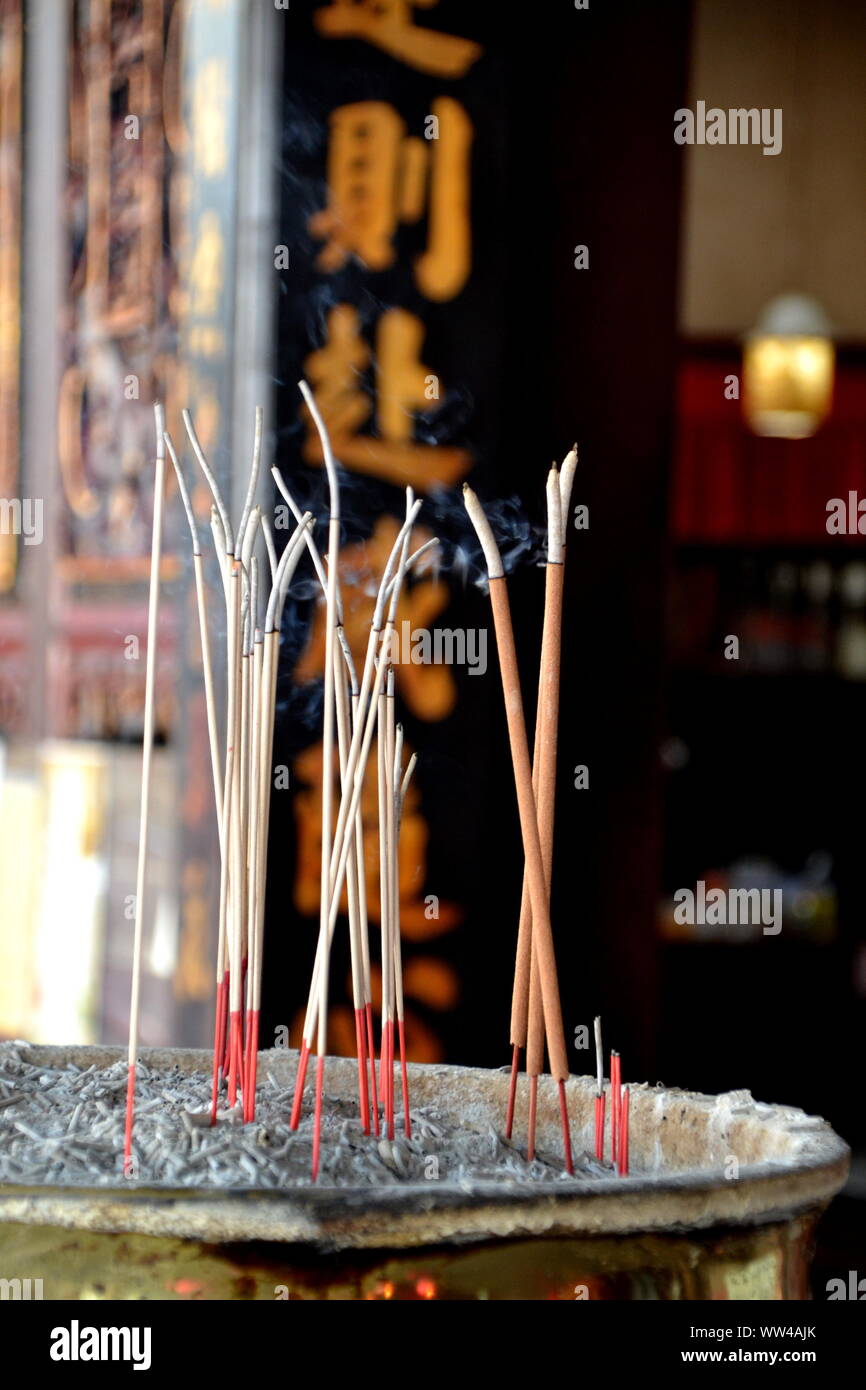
[594,1015,605,1161]
[165,430,230,1122]
[525,466,564,1161]
[384,678,401,1137]
[123,403,166,1179]
[377,682,393,1137]
[618,1085,630,1176]
[243,570,262,1122]
[164,430,224,842]
[297,380,342,1181]
[611,1050,621,1170]
[463,484,573,1172]
[236,405,263,558]
[395,737,416,1137]
[183,412,238,1115]
[183,408,234,558]
[225,562,244,1108]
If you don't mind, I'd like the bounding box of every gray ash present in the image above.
[0,1044,605,1191]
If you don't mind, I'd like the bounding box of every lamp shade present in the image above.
[743,294,834,440]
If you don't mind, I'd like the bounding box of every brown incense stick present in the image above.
[525,467,564,1158]
[463,484,572,1171]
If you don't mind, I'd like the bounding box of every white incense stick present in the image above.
[123,403,166,1177]
[272,465,344,623]
[297,380,342,1182]
[163,430,223,843]
[236,405,263,557]
[183,408,233,556]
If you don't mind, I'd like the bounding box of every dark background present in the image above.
[265,1,687,1081]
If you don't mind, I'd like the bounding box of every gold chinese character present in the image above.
[415,99,472,301]
[310,104,407,273]
[310,99,472,300]
[303,304,372,431]
[315,0,482,79]
[303,305,470,491]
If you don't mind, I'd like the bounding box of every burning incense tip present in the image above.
[559,445,579,522]
[546,466,563,564]
[462,485,505,581]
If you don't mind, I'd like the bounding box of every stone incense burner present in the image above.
[0,1044,848,1301]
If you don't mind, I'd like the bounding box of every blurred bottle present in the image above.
[836,562,866,679]
[765,560,798,672]
[800,560,833,673]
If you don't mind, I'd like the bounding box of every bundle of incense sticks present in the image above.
[125,395,616,1183]
[463,455,577,1173]
[124,390,433,1179]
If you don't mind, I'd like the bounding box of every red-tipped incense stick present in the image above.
[594,1015,605,1160]
[611,1050,621,1169]
[124,404,166,1179]
[618,1085,630,1176]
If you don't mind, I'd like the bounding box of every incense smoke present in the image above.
[267,473,546,746]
